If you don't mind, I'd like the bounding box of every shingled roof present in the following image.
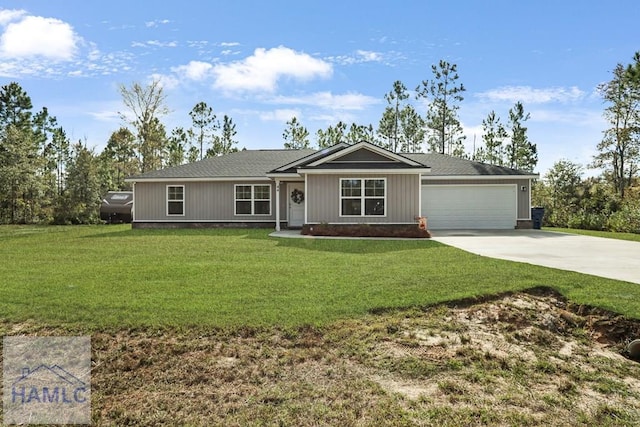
[406,153,535,176]
[127,147,536,181]
[127,149,316,180]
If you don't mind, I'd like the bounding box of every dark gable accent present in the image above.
[328,148,400,163]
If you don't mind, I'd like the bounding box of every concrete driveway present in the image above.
[430,229,640,284]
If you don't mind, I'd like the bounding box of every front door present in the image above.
[288,183,305,228]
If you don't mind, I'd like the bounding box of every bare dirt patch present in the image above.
[2,288,640,426]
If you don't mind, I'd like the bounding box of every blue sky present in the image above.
[1,1,638,177]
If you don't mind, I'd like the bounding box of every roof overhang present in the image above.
[265,173,302,180]
[421,174,539,181]
[298,168,432,175]
[124,176,272,183]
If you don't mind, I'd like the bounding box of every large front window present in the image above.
[167,185,184,216]
[340,178,385,216]
[235,184,271,215]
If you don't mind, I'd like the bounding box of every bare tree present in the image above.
[118,80,170,172]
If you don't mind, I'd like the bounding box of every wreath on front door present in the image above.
[291,189,304,204]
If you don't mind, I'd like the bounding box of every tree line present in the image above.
[534,52,640,233]
[3,53,636,230]
[0,61,541,226]
[282,60,538,172]
[0,81,239,224]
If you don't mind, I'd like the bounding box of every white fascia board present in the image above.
[124,176,272,183]
[132,219,275,223]
[298,168,431,175]
[265,173,302,180]
[421,174,539,181]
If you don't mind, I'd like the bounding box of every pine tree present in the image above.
[0,82,42,223]
[57,142,102,224]
[399,105,425,152]
[416,60,466,156]
[478,110,507,165]
[283,117,310,149]
[188,101,219,160]
[506,102,537,171]
[166,127,188,167]
[384,81,410,152]
[101,127,137,189]
[316,121,347,148]
[218,115,239,154]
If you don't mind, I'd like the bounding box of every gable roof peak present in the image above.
[305,140,426,167]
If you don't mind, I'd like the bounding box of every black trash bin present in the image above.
[531,207,545,230]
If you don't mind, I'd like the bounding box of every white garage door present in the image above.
[421,185,517,229]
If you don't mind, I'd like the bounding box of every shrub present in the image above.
[567,212,607,231]
[606,202,640,233]
[301,223,431,238]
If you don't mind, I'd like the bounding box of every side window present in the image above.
[235,185,252,215]
[253,185,271,215]
[235,184,271,215]
[167,185,184,216]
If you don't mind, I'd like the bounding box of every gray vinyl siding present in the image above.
[133,181,281,222]
[306,174,420,224]
[422,178,531,219]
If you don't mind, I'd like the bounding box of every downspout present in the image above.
[528,178,532,220]
[131,182,136,223]
[275,179,281,231]
[418,174,422,218]
[304,176,308,226]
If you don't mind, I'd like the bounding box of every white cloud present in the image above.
[355,50,382,62]
[0,60,27,77]
[172,60,213,81]
[87,42,101,61]
[221,49,239,56]
[145,19,170,28]
[0,14,79,60]
[187,40,209,49]
[272,91,380,111]
[0,8,26,25]
[87,110,120,122]
[327,49,404,66]
[259,109,302,122]
[212,46,332,92]
[148,40,177,48]
[476,85,586,104]
[219,42,240,47]
[149,72,181,90]
[133,40,178,48]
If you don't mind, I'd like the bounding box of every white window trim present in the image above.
[166,185,185,216]
[339,178,387,217]
[234,184,272,216]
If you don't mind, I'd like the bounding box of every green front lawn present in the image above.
[1,225,639,330]
[546,227,640,242]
